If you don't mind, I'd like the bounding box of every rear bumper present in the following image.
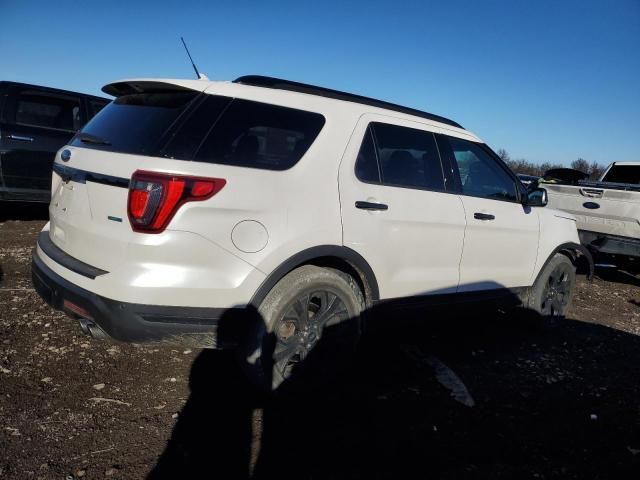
[32,249,241,347]
[579,230,640,258]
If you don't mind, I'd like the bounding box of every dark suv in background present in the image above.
[0,81,109,203]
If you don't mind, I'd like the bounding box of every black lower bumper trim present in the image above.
[32,250,242,348]
[579,230,640,258]
[37,231,108,279]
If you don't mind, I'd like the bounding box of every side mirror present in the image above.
[526,187,548,207]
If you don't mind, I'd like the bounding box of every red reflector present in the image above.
[127,171,226,233]
[63,299,93,320]
[191,180,215,197]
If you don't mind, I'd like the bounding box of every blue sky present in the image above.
[2,0,638,166]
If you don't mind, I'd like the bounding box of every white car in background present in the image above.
[32,75,592,389]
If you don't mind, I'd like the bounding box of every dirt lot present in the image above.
[1,205,639,479]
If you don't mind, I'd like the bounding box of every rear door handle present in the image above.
[355,201,388,211]
[7,134,34,142]
[473,212,495,221]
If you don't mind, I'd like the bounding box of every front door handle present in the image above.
[355,201,388,211]
[474,212,495,221]
[7,134,34,142]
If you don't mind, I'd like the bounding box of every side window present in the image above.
[446,136,518,201]
[354,127,380,183]
[372,122,444,191]
[14,90,82,131]
[194,99,325,170]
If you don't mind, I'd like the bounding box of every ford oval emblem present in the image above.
[583,201,600,210]
[61,149,71,162]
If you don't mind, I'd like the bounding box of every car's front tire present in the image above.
[238,265,365,391]
[528,253,576,321]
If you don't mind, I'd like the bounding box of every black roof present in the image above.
[233,75,463,129]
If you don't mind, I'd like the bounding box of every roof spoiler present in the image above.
[102,80,208,97]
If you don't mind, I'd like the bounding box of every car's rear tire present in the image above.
[238,265,365,392]
[528,253,576,321]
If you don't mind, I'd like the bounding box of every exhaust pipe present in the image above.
[78,318,91,335]
[78,318,108,339]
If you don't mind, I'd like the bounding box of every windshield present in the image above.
[601,165,640,184]
[71,91,199,155]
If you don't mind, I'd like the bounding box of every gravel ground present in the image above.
[1,205,639,479]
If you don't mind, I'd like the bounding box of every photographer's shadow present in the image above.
[148,290,640,479]
[147,305,369,479]
[146,346,259,479]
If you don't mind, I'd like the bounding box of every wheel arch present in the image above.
[249,245,380,308]
[535,242,594,284]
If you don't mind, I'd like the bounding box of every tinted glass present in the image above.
[15,91,81,131]
[601,165,640,184]
[446,136,517,201]
[194,99,325,170]
[162,95,232,160]
[355,127,380,183]
[372,122,444,190]
[71,91,198,155]
[89,100,109,119]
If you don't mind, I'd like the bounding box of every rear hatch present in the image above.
[47,78,328,274]
[48,80,210,272]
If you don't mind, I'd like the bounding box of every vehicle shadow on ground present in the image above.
[595,267,640,288]
[148,298,640,479]
[0,202,49,222]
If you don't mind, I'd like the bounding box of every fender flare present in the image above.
[537,242,594,283]
[249,245,380,308]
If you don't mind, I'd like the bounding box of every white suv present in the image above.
[32,75,592,388]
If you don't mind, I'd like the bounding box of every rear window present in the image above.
[71,91,199,155]
[89,99,109,119]
[601,165,640,184]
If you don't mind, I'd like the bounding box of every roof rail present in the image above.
[233,75,463,129]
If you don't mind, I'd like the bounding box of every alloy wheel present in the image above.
[272,290,349,380]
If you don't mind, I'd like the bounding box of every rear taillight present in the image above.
[127,171,225,233]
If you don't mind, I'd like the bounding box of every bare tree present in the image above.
[497,149,607,180]
[570,158,607,180]
[589,161,606,180]
[571,158,590,174]
[497,148,511,163]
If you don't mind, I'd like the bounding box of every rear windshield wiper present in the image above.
[78,133,111,146]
